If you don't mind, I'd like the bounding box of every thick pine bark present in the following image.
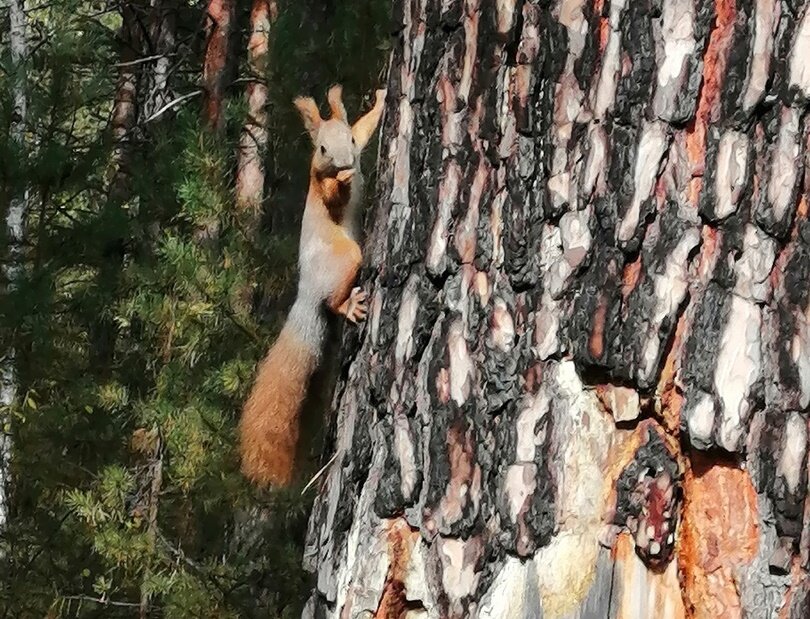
[202,0,235,132]
[1,0,28,535]
[235,0,278,224]
[304,1,810,617]
[107,2,140,204]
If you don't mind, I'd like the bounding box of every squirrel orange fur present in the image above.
[239,86,386,487]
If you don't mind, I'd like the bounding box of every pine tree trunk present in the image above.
[91,0,177,374]
[107,2,140,204]
[235,0,278,226]
[1,0,28,536]
[90,1,141,372]
[140,0,177,122]
[202,0,235,132]
[304,1,810,617]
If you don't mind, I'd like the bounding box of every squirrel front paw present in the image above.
[336,168,355,184]
[343,287,368,324]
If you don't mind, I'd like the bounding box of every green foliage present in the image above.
[0,0,390,616]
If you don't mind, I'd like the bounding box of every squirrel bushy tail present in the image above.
[239,301,323,486]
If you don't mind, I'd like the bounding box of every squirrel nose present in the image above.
[333,157,354,171]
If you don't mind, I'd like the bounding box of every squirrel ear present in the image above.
[327,84,348,122]
[351,88,386,151]
[293,96,322,141]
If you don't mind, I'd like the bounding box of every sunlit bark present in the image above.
[304,1,810,617]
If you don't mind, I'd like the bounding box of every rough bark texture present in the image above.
[304,1,810,617]
[202,0,235,131]
[1,0,28,534]
[235,0,278,222]
[107,1,140,204]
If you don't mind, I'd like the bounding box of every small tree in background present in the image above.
[0,0,390,616]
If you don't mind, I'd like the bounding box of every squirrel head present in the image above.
[294,85,386,179]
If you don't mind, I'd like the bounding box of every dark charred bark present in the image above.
[304,1,810,618]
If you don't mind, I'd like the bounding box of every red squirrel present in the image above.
[239,85,386,487]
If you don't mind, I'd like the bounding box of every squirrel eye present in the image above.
[320,145,326,155]
[351,136,356,145]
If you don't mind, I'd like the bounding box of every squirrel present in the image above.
[239,85,386,487]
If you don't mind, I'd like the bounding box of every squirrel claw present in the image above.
[344,287,368,324]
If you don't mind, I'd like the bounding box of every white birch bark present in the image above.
[1,0,28,534]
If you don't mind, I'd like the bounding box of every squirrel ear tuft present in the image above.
[327,84,348,122]
[293,96,322,140]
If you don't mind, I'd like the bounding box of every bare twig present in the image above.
[115,53,175,68]
[61,595,140,608]
[301,453,338,496]
[143,89,202,124]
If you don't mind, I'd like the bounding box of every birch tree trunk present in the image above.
[1,0,28,536]
[304,1,810,617]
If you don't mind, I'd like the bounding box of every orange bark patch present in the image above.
[202,0,235,130]
[679,452,760,619]
[589,296,608,360]
[376,518,420,618]
[621,254,643,302]
[684,0,736,206]
[595,384,640,423]
[695,224,720,283]
[797,194,808,221]
[599,17,610,54]
[656,307,687,435]
[436,368,451,404]
[594,0,610,56]
[613,533,686,619]
[593,0,609,52]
